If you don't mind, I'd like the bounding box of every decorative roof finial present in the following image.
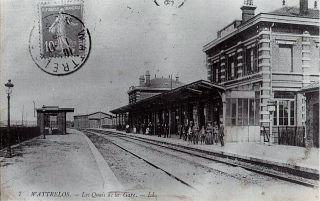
[314,1,318,8]
[282,0,286,6]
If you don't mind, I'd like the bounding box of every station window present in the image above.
[273,100,295,126]
[218,62,221,83]
[226,98,259,126]
[212,62,217,83]
[244,45,258,75]
[227,55,236,80]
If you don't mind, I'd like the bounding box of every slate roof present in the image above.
[74,111,114,118]
[268,7,319,19]
[301,81,319,92]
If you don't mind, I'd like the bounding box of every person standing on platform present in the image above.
[219,121,225,147]
[125,124,130,133]
[163,124,167,138]
[157,123,161,137]
[182,122,188,141]
[206,122,213,144]
[193,122,199,144]
[188,121,193,145]
[200,125,206,144]
[166,124,169,138]
[213,121,219,145]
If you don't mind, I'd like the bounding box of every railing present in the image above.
[277,126,305,147]
[0,126,41,149]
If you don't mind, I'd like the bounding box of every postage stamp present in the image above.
[29,0,91,76]
[40,3,84,58]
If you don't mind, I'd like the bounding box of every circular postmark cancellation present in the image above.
[29,2,91,76]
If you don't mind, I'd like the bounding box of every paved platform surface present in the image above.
[0,129,122,201]
[102,129,319,173]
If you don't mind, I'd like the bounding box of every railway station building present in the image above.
[203,0,319,145]
[111,0,319,146]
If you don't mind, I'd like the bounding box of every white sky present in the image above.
[0,0,315,122]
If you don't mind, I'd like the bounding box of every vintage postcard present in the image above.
[1,0,319,201]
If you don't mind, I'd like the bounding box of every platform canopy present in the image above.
[110,80,225,114]
[35,106,74,113]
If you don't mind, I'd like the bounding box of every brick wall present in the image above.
[305,91,319,148]
[310,40,320,73]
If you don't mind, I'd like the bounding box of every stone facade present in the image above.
[203,1,319,144]
[304,89,319,148]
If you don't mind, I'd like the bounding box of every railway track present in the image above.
[87,129,319,189]
[83,130,198,191]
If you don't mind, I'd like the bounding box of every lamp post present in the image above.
[5,80,14,158]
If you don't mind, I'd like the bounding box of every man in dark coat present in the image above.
[219,121,225,147]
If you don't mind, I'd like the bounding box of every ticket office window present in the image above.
[273,100,295,126]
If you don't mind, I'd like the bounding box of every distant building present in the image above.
[128,71,184,104]
[301,82,319,148]
[74,112,115,129]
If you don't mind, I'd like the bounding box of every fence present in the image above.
[0,126,41,149]
[277,126,305,147]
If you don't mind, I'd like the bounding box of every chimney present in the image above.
[240,0,257,23]
[300,0,308,15]
[139,75,145,86]
[176,75,179,83]
[145,71,150,87]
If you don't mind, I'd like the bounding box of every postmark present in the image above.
[154,0,186,8]
[29,1,91,76]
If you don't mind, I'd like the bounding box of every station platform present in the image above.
[0,129,122,201]
[101,129,319,175]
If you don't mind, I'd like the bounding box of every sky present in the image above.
[0,0,315,122]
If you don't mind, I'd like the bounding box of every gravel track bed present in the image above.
[116,136,289,186]
[85,131,319,201]
[123,135,318,187]
[85,132,199,197]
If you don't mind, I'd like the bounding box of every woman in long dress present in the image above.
[206,122,213,144]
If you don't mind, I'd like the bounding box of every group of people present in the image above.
[123,120,225,147]
[180,121,224,147]
[126,122,171,138]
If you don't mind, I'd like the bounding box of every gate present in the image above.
[277,126,305,147]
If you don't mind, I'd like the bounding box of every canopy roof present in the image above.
[110,80,224,114]
[36,106,74,113]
